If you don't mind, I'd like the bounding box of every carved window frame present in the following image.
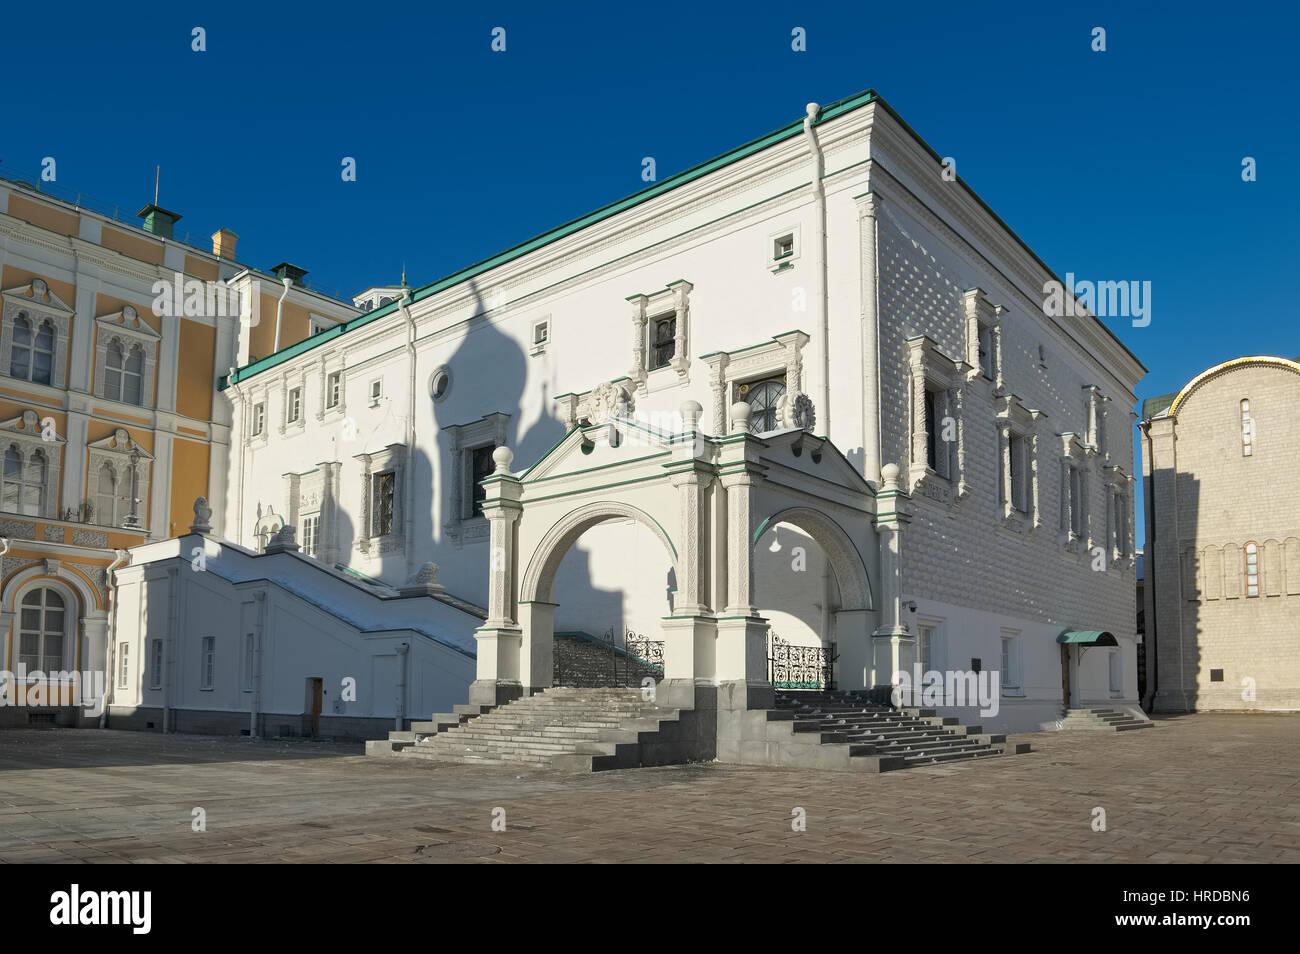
[87,429,153,531]
[353,443,405,558]
[0,410,64,520]
[906,336,968,506]
[628,281,692,393]
[1,280,72,390]
[701,331,809,435]
[94,306,160,407]
[995,396,1043,532]
[962,288,1004,394]
[1058,433,1090,552]
[442,412,509,547]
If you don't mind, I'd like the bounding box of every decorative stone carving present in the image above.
[791,393,815,432]
[191,496,213,533]
[581,382,634,425]
[265,524,300,553]
[399,562,447,597]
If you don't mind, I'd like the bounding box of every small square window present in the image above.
[773,234,794,260]
[1210,668,1224,682]
[326,372,341,409]
[532,320,549,347]
[287,387,302,423]
[369,379,383,404]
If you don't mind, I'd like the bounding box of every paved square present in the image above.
[0,713,1295,863]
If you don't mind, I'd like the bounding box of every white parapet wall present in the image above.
[107,533,481,740]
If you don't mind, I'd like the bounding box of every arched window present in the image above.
[1241,399,1253,457]
[104,340,144,404]
[740,377,786,434]
[18,587,67,672]
[1245,542,1260,597]
[9,314,55,385]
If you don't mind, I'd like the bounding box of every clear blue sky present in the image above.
[4,1,1296,548]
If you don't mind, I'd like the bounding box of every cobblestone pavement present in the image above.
[0,713,1295,863]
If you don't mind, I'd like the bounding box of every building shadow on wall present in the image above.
[1146,467,1201,712]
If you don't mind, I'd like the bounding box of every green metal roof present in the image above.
[1057,630,1118,645]
[1141,393,1177,420]
[220,88,1145,389]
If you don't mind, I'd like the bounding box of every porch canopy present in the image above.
[1057,630,1118,646]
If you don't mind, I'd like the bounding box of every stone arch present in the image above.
[520,500,680,605]
[752,506,873,611]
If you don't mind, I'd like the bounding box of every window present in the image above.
[430,367,451,402]
[200,636,215,690]
[1109,650,1123,694]
[1069,465,1084,536]
[2,445,45,516]
[532,320,549,347]
[1241,399,1253,456]
[1001,635,1021,692]
[379,296,394,307]
[9,314,55,385]
[301,513,319,556]
[469,445,495,517]
[150,639,163,690]
[118,643,130,689]
[739,376,786,434]
[918,625,934,674]
[96,461,118,526]
[18,588,66,672]
[1110,488,1128,558]
[773,233,794,260]
[372,471,395,535]
[251,403,265,437]
[326,372,341,409]
[923,387,952,479]
[104,340,145,405]
[649,315,676,370]
[369,379,383,404]
[310,317,331,336]
[287,387,302,424]
[1245,542,1259,597]
[1008,433,1028,512]
[977,325,993,379]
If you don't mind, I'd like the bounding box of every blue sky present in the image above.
[3,1,1296,548]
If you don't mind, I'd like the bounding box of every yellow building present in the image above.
[0,172,357,723]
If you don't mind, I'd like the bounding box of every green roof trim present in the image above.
[1057,630,1118,645]
[220,86,1143,388]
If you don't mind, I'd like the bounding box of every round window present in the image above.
[429,367,452,402]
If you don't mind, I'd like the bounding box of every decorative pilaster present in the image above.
[855,191,881,486]
[469,446,525,707]
[871,463,913,689]
[627,293,648,393]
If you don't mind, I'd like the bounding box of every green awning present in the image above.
[1057,630,1118,646]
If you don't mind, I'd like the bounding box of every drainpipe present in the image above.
[227,368,248,545]
[99,548,129,728]
[0,538,8,701]
[802,102,831,438]
[398,288,417,581]
[396,640,409,731]
[271,276,292,353]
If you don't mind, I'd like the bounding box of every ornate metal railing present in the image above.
[768,633,836,690]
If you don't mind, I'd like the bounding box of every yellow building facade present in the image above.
[0,175,356,723]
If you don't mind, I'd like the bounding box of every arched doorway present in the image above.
[519,500,681,691]
[752,506,875,691]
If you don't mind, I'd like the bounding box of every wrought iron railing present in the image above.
[768,633,836,690]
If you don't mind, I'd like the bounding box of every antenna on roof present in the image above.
[154,165,160,205]
[401,262,407,287]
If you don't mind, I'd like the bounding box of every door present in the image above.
[1060,644,1071,710]
[308,678,323,736]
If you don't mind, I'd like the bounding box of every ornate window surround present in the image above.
[442,412,509,547]
[628,280,692,393]
[284,461,341,565]
[700,331,809,435]
[1103,465,1135,567]
[278,367,308,435]
[962,287,1005,395]
[994,395,1043,532]
[1082,385,1111,460]
[87,427,154,530]
[1,279,73,390]
[0,409,65,520]
[94,305,160,407]
[1058,433,1090,553]
[317,352,346,422]
[906,335,969,506]
[353,443,406,558]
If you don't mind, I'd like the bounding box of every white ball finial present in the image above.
[880,463,901,490]
[492,445,514,473]
[679,400,703,430]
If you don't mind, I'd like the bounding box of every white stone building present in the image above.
[192,89,1145,736]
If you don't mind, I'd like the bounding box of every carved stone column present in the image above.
[855,191,881,487]
[871,463,913,690]
[469,447,525,707]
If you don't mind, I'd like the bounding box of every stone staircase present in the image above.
[366,687,687,772]
[744,690,1031,772]
[1060,706,1153,731]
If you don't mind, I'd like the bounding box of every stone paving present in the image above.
[0,713,1295,863]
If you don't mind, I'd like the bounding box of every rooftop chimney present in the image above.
[136,203,182,239]
[211,228,239,259]
[270,262,308,285]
